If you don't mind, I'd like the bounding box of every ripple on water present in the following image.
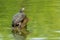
[30,38,47,40]
[54,31,60,33]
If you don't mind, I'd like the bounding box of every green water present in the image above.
[0,0,60,40]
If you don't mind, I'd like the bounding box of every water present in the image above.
[13,34,26,40]
[30,38,46,40]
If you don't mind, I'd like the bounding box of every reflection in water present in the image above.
[12,28,29,40]
[13,34,26,40]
